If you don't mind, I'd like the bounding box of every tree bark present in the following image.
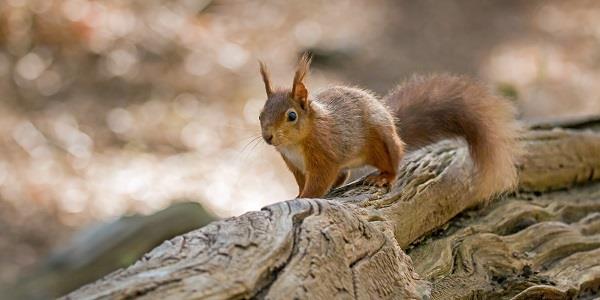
[63,120,600,300]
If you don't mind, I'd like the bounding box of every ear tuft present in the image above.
[259,60,273,97]
[291,52,312,108]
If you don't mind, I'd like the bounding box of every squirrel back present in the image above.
[384,74,521,199]
[310,86,393,163]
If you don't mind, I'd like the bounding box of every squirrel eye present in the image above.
[287,111,297,122]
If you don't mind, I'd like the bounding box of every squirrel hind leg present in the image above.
[365,128,405,187]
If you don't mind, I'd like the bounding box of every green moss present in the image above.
[496,83,519,102]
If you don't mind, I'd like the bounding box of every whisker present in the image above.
[240,135,262,154]
[247,138,263,153]
[234,137,263,163]
[235,135,264,162]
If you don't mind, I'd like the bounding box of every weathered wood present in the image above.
[62,199,430,299]
[527,114,600,131]
[409,183,600,299]
[63,125,600,300]
[519,130,600,192]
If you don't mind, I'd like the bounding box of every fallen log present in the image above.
[410,182,600,299]
[63,118,600,299]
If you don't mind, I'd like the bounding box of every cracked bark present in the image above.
[63,118,600,300]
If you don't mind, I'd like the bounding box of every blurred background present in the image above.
[1,0,600,297]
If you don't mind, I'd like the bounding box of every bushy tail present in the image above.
[383,74,521,200]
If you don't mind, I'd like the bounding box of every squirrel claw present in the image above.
[365,174,392,188]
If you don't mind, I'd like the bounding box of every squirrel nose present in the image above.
[263,133,273,145]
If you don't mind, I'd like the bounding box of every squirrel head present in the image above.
[258,53,312,147]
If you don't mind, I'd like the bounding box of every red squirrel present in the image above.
[258,54,520,199]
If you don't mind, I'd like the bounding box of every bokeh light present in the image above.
[1,0,600,289]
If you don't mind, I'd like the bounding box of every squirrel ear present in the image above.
[292,82,308,109]
[291,53,312,109]
[259,60,273,97]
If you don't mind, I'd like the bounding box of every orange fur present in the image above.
[259,60,273,97]
[385,74,521,199]
[259,57,520,199]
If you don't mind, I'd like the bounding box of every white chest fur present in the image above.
[278,145,305,173]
